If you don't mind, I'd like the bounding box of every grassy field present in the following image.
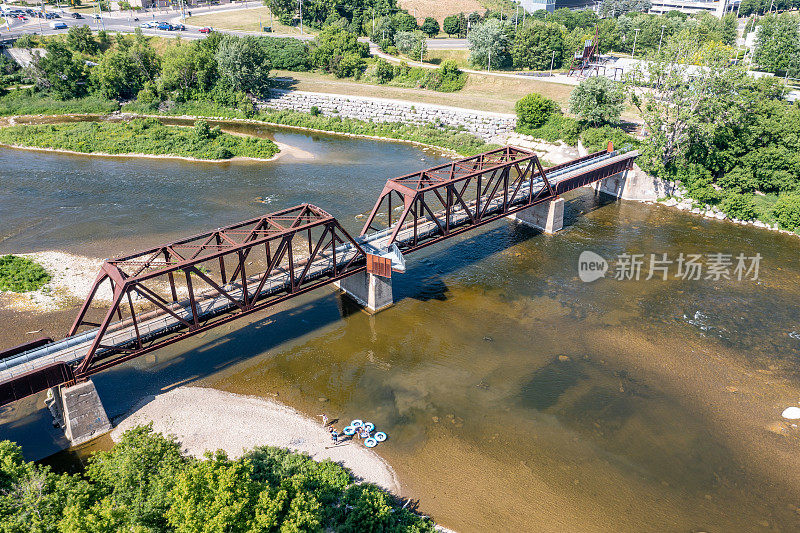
[0,118,279,160]
[185,6,309,34]
[273,69,575,114]
[424,49,470,68]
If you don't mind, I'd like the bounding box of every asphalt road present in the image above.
[0,3,466,47]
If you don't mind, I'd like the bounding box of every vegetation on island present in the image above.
[0,425,435,532]
[0,119,280,160]
[0,255,51,293]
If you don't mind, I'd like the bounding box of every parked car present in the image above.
[139,21,154,28]
[174,23,185,31]
[49,21,67,29]
[199,26,212,33]
[156,21,172,30]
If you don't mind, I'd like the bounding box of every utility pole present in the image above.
[549,50,555,76]
[657,25,666,53]
[298,0,302,34]
[372,10,374,36]
[632,28,640,57]
[488,47,491,71]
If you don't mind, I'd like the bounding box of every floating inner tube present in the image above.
[782,407,800,419]
[374,432,387,442]
[351,419,364,427]
[343,426,356,436]
[364,437,377,448]
[363,422,375,432]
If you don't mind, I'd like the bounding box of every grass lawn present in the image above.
[0,118,279,160]
[185,6,309,35]
[273,69,576,114]
[423,49,470,68]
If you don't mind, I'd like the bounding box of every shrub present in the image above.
[374,58,395,83]
[0,255,51,292]
[773,192,800,230]
[568,76,625,126]
[515,93,560,130]
[310,105,321,116]
[720,192,757,220]
[258,36,311,71]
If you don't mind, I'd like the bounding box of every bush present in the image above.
[773,192,800,230]
[515,93,560,130]
[720,192,757,220]
[374,58,395,83]
[568,76,625,126]
[258,36,311,71]
[0,255,51,292]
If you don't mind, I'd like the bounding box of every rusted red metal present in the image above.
[66,204,367,377]
[0,362,73,406]
[366,253,392,279]
[0,146,638,408]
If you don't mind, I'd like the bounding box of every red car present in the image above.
[199,26,213,33]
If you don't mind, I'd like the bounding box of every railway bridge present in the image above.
[0,144,638,444]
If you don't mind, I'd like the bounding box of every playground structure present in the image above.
[567,29,624,81]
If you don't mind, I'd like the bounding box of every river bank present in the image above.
[111,386,401,493]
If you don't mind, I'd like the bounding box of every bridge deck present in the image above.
[0,147,637,399]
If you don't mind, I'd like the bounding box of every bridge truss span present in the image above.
[0,145,638,409]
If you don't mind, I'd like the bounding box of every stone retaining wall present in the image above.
[257,89,517,141]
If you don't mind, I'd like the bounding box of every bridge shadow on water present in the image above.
[7,190,620,459]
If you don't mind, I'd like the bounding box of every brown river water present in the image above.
[2,120,800,531]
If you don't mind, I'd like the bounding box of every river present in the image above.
[2,124,800,532]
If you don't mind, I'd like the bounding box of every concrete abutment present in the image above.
[508,197,565,233]
[48,379,112,446]
[335,271,393,313]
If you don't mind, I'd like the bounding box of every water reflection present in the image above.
[2,127,800,531]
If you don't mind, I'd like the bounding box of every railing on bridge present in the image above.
[66,204,367,379]
[0,145,638,408]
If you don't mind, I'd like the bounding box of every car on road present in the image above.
[91,13,101,19]
[174,23,185,31]
[139,21,154,28]
[198,26,213,33]
[49,21,67,29]
[71,13,82,19]
[156,21,172,30]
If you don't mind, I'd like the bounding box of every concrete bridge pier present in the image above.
[335,271,393,313]
[509,197,565,233]
[47,379,112,446]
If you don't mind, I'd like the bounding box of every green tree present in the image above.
[569,76,625,126]
[31,41,87,99]
[91,39,159,99]
[443,15,459,37]
[467,18,510,69]
[395,30,427,60]
[166,451,261,533]
[396,12,417,31]
[374,58,394,83]
[84,424,185,531]
[512,21,564,71]
[774,193,800,230]
[161,40,218,95]
[215,36,272,94]
[312,26,369,77]
[421,17,439,38]
[515,93,560,129]
[66,25,97,54]
[599,0,651,17]
[753,13,800,76]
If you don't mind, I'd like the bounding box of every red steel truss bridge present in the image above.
[0,145,637,407]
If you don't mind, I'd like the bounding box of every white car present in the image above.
[139,21,154,28]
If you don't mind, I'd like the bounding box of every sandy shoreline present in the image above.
[110,386,401,493]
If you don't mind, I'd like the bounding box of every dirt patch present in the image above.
[399,0,483,23]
